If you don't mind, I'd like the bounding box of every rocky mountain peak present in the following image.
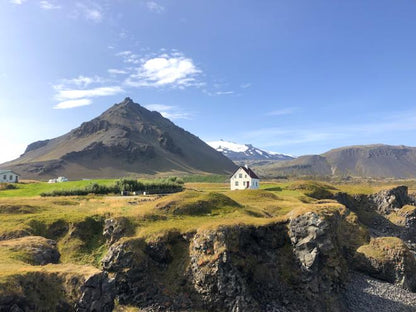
[1,97,236,179]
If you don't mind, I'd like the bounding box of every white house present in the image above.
[0,170,19,183]
[230,165,260,190]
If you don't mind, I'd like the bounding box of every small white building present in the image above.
[57,176,68,183]
[0,170,19,183]
[230,165,260,190]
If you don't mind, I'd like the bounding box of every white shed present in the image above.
[230,165,260,190]
[0,170,19,183]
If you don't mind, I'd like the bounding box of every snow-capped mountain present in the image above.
[207,140,294,162]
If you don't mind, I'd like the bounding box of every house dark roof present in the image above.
[232,166,259,179]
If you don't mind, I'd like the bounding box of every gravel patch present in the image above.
[343,271,416,312]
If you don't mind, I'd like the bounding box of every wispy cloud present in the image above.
[267,107,297,116]
[108,69,128,75]
[75,2,103,22]
[144,104,191,120]
[55,86,124,101]
[215,91,234,95]
[146,1,165,13]
[243,110,416,148]
[123,52,201,88]
[54,99,92,109]
[9,0,26,4]
[39,1,61,10]
[240,83,251,89]
[57,75,105,88]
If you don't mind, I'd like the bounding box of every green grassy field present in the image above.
[0,178,414,272]
[0,179,116,197]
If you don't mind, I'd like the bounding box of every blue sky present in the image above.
[1,0,416,163]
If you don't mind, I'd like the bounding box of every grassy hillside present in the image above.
[1,178,416,310]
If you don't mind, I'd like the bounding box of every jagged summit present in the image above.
[1,98,236,179]
[207,139,294,162]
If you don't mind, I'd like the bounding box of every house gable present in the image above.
[230,166,260,190]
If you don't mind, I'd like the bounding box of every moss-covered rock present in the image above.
[354,237,416,291]
[0,236,59,265]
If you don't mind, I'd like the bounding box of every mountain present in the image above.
[253,144,416,178]
[0,98,236,179]
[207,140,294,162]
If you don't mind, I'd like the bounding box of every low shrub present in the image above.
[0,183,17,190]
[40,179,183,197]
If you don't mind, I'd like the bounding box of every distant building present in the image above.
[0,170,19,183]
[230,165,259,190]
[48,177,68,183]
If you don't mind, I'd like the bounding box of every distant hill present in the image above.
[253,144,416,179]
[207,140,294,163]
[0,98,236,180]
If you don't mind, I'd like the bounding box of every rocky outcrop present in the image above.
[369,186,413,214]
[354,237,416,291]
[288,212,347,311]
[76,272,115,312]
[103,217,134,245]
[0,269,115,312]
[101,221,350,311]
[335,186,415,239]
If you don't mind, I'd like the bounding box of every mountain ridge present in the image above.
[0,98,236,179]
[253,144,416,178]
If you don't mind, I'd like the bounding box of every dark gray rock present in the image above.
[288,212,347,311]
[76,272,115,312]
[103,217,133,245]
[370,186,413,214]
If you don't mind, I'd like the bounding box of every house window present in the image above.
[239,173,242,178]
[235,181,239,186]
[9,175,13,180]
[245,175,247,178]
[3,175,6,180]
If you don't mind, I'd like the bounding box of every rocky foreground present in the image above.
[1,185,416,311]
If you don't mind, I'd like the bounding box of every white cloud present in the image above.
[161,112,191,120]
[144,104,190,120]
[240,83,251,89]
[54,99,92,109]
[55,86,124,101]
[75,3,103,22]
[146,1,165,13]
[40,1,61,10]
[108,69,128,75]
[58,75,105,88]
[145,104,174,111]
[267,108,297,116]
[216,91,234,95]
[9,0,26,4]
[124,53,201,88]
[116,51,132,56]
